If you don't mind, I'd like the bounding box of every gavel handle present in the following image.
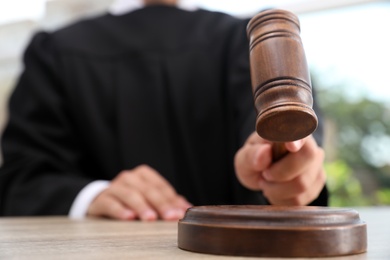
[272,142,288,162]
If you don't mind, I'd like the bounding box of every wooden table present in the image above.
[0,207,389,259]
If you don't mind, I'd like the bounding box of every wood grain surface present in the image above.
[0,207,389,259]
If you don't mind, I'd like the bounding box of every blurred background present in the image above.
[0,0,389,206]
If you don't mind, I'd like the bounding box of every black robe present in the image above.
[0,6,327,215]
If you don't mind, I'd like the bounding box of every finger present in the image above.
[246,132,265,145]
[145,186,191,220]
[170,195,192,219]
[88,193,136,220]
[114,170,159,220]
[137,165,178,196]
[235,142,272,173]
[156,195,192,221]
[175,195,193,211]
[110,185,158,221]
[268,168,326,206]
[234,143,272,190]
[260,176,308,202]
[125,165,189,220]
[263,136,323,182]
[135,166,187,220]
[141,188,182,221]
[117,169,146,191]
[261,163,325,203]
[160,197,191,221]
[127,165,178,201]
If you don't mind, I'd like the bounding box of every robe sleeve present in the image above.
[0,32,93,215]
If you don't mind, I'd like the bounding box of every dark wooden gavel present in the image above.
[247,9,318,160]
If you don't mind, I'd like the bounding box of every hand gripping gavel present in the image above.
[178,9,367,258]
[247,9,318,160]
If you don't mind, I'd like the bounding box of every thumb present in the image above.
[234,143,272,190]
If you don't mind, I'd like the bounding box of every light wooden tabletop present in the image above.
[0,207,389,259]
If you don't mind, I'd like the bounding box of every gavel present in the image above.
[247,9,318,160]
[178,9,366,258]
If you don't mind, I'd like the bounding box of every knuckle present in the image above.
[136,165,162,183]
[116,170,128,179]
[135,164,156,176]
[234,148,242,164]
[246,133,256,144]
[119,170,144,187]
[135,164,150,171]
[115,170,133,183]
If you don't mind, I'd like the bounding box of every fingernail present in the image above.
[292,140,303,150]
[140,210,157,221]
[163,209,177,220]
[121,210,135,220]
[164,209,184,221]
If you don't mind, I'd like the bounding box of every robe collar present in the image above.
[109,0,199,15]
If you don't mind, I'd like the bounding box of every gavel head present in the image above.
[247,9,318,143]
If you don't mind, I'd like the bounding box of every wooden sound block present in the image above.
[178,205,367,257]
